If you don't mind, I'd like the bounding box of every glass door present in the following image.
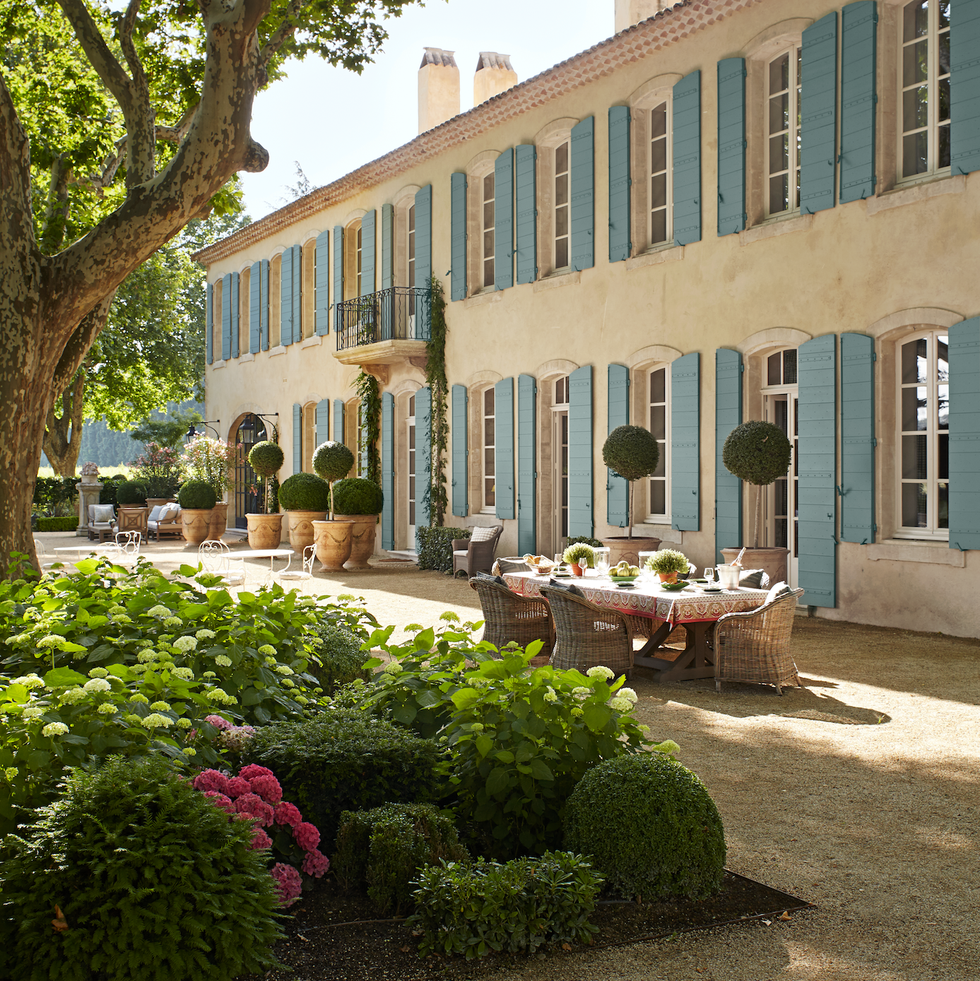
[233,414,267,528]
[407,395,416,549]
[551,376,569,553]
[764,391,799,587]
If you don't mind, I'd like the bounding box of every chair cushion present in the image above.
[764,581,795,605]
[470,526,497,543]
[475,571,509,588]
[148,505,164,522]
[546,578,585,597]
[90,504,115,523]
[493,557,531,575]
[739,569,765,589]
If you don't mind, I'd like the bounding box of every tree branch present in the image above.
[40,157,73,255]
[0,72,34,253]
[259,0,307,69]
[52,296,114,398]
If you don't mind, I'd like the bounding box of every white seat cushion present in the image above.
[148,506,164,522]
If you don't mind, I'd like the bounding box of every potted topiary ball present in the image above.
[177,479,218,545]
[330,477,384,570]
[277,472,332,553]
[562,541,596,577]
[600,425,662,567]
[311,441,357,572]
[644,547,692,583]
[246,440,286,549]
[721,419,793,584]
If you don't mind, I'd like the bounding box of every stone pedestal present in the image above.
[76,467,103,538]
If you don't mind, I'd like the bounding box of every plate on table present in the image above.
[659,580,689,592]
[610,574,639,585]
[700,586,723,593]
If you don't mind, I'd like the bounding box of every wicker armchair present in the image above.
[713,586,804,694]
[539,584,634,678]
[470,576,555,655]
[452,526,503,577]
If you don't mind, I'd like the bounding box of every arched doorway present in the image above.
[234,414,268,529]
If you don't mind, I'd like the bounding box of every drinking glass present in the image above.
[593,547,610,577]
[704,566,715,586]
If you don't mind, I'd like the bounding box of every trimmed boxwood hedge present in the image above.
[35,516,80,532]
[416,526,469,573]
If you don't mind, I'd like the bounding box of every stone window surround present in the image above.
[464,150,499,299]
[534,117,580,281]
[464,370,503,516]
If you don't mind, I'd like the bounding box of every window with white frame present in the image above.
[900,0,951,180]
[212,278,223,358]
[649,103,671,246]
[344,221,362,300]
[302,403,316,472]
[407,203,416,287]
[482,173,495,289]
[897,330,949,537]
[554,141,570,269]
[646,367,670,519]
[482,387,496,511]
[767,45,802,216]
[301,240,316,338]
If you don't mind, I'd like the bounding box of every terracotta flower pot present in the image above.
[313,519,354,572]
[206,501,228,541]
[658,571,678,583]
[601,536,662,568]
[181,509,212,545]
[246,513,284,550]
[337,513,378,570]
[570,562,585,577]
[286,510,327,551]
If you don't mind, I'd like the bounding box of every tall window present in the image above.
[898,332,949,537]
[238,266,250,355]
[483,387,495,511]
[764,349,799,571]
[407,395,416,534]
[901,0,951,179]
[301,240,315,339]
[407,204,416,287]
[553,376,570,544]
[767,47,802,216]
[269,254,281,347]
[482,173,495,289]
[647,368,668,518]
[344,221,362,300]
[212,279,223,358]
[650,103,670,246]
[302,404,316,472]
[554,141,570,269]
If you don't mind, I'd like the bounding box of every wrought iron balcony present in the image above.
[335,287,431,351]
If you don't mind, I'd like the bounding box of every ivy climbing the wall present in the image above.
[425,277,448,527]
[355,371,381,486]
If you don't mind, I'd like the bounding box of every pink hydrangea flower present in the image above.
[271,863,303,906]
[193,770,230,795]
[203,791,236,815]
[293,821,320,852]
[274,801,302,828]
[205,714,232,730]
[225,776,251,799]
[234,792,275,827]
[248,773,283,805]
[238,763,274,782]
[301,848,330,878]
[250,827,272,850]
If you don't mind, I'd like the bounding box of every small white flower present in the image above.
[87,667,109,679]
[281,678,295,688]
[571,707,584,717]
[586,666,615,681]
[257,645,276,657]
[113,614,133,625]
[170,667,194,681]
[618,687,638,704]
[382,662,403,675]
[108,604,126,614]
[295,695,309,705]
[164,617,183,629]
[37,635,63,649]
[3,767,19,781]
[137,650,156,663]
[130,693,149,705]
[12,674,44,689]
[83,678,111,692]
[141,713,173,729]
[42,722,69,736]
[543,690,558,703]
[60,687,87,705]
[150,701,171,712]
[147,606,171,618]
[214,655,232,667]
[182,747,196,757]
[173,636,197,653]
[22,707,43,721]
[176,717,192,729]
[97,703,117,716]
[274,665,294,676]
[470,723,485,732]
[203,671,216,679]
[608,696,633,713]
[196,629,216,640]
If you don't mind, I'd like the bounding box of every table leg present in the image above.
[634,620,717,682]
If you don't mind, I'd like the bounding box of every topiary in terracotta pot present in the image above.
[312,441,355,520]
[246,440,286,547]
[331,477,384,570]
[177,479,217,545]
[278,472,332,551]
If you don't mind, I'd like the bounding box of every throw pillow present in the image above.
[763,581,795,605]
[739,569,765,589]
[91,504,115,523]
[148,506,164,522]
[547,579,584,597]
[493,557,530,575]
[470,526,498,543]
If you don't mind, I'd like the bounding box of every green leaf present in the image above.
[43,667,88,687]
[474,734,493,758]
[485,766,511,796]
[582,703,612,733]
[528,758,554,781]
[450,688,480,710]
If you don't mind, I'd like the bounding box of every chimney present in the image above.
[418,48,460,134]
[473,52,518,107]
[614,0,676,33]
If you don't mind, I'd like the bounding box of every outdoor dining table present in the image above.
[502,571,769,682]
[233,547,296,575]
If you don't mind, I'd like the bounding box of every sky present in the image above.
[240,0,615,218]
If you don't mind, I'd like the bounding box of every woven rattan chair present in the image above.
[713,586,804,694]
[539,584,634,678]
[470,576,555,655]
[452,526,503,577]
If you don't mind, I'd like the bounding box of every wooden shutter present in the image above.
[951,0,980,175]
[315,230,330,335]
[801,12,838,214]
[450,173,467,300]
[568,365,594,537]
[797,334,837,607]
[415,386,432,541]
[221,273,232,361]
[414,185,432,339]
[515,145,537,284]
[280,248,293,346]
[292,403,302,474]
[518,374,537,555]
[948,317,980,549]
[315,399,330,450]
[359,403,369,476]
[840,333,876,543]
[333,226,343,332]
[230,271,240,358]
[670,353,700,531]
[672,71,702,246]
[249,261,262,352]
[291,244,302,342]
[494,149,514,291]
[333,399,344,442]
[206,283,213,365]
[495,377,515,519]
[451,383,468,517]
[570,116,595,272]
[361,209,376,297]
[260,260,270,351]
[381,203,394,291]
[608,106,631,262]
[840,1,878,202]
[606,363,630,526]
[715,349,743,563]
[717,58,747,236]
[381,392,395,549]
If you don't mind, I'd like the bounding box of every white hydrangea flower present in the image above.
[196,629,216,640]
[295,695,309,705]
[3,767,19,781]
[572,686,591,696]
[170,667,194,681]
[274,665,294,676]
[182,747,196,757]
[11,674,44,689]
[113,614,133,625]
[60,687,87,705]
[129,663,146,675]
[608,696,633,713]
[97,703,117,716]
[281,678,295,688]
[203,671,216,679]
[586,666,615,681]
[150,701,170,712]
[147,606,171,618]
[470,722,485,732]
[257,645,276,657]
[175,717,192,729]
[42,722,69,736]
[214,654,232,667]
[571,707,584,717]
[137,650,156,663]
[618,687,638,703]
[108,605,126,614]
[164,617,183,629]
[173,636,197,653]
[87,667,109,679]
[543,690,559,703]
[83,678,111,692]
[141,713,173,729]
[130,693,149,705]
[36,635,63,649]
[382,661,403,675]
[22,707,43,721]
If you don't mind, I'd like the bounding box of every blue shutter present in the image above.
[672,71,702,246]
[715,349,743,563]
[494,149,514,290]
[451,173,467,300]
[948,318,980,549]
[361,209,376,297]
[260,260,269,351]
[452,384,468,517]
[606,363,630,526]
[292,403,302,474]
[291,243,302,342]
[333,399,344,443]
[518,374,537,555]
[840,333,876,544]
[414,185,432,339]
[717,58,747,236]
[221,273,232,361]
[568,365,593,537]
[801,12,838,214]
[494,377,515,519]
[333,226,343,332]
[570,116,595,271]
[670,353,700,531]
[951,0,980,175]
[797,334,837,607]
[515,145,537,284]
[249,261,261,353]
[205,282,213,364]
[381,203,394,291]
[840,1,878,202]
[230,271,240,358]
[315,230,330,335]
[280,248,293,346]
[381,392,395,549]
[608,106,631,262]
[415,386,432,542]
[315,399,330,450]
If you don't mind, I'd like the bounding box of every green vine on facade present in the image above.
[425,277,449,527]
[355,371,381,486]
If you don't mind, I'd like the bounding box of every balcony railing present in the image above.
[335,287,431,351]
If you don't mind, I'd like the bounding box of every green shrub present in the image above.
[35,516,79,532]
[0,756,282,981]
[177,479,217,509]
[564,535,603,549]
[278,472,331,511]
[331,477,383,515]
[602,424,660,481]
[307,623,369,694]
[99,474,127,506]
[32,476,78,517]
[563,542,595,567]
[248,440,285,478]
[409,851,603,959]
[334,803,470,914]
[416,526,469,572]
[239,711,444,851]
[312,440,355,482]
[115,479,147,505]
[563,752,726,901]
[722,419,792,485]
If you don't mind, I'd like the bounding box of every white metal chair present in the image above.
[105,531,142,569]
[277,544,317,584]
[198,540,246,589]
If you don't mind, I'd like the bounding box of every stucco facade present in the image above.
[197,0,980,638]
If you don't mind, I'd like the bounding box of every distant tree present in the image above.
[281,161,317,203]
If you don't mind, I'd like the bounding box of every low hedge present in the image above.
[35,515,79,532]
[32,476,78,516]
[416,526,469,573]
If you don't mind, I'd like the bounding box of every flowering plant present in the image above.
[182,435,238,498]
[193,762,330,906]
[130,441,185,498]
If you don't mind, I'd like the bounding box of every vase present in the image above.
[246,513,284,549]
[285,510,327,551]
[337,514,378,570]
[181,509,212,545]
[312,519,354,572]
[206,502,228,541]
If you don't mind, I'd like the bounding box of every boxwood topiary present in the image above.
[312,441,355,482]
[277,472,331,511]
[248,440,284,478]
[331,477,383,515]
[115,479,147,506]
[602,424,660,538]
[563,752,726,901]
[722,420,792,486]
[177,479,217,510]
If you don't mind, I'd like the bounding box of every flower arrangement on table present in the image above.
[562,542,596,575]
[643,548,692,583]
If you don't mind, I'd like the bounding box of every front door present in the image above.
[234,414,267,528]
[406,395,416,549]
[551,376,570,555]
[763,353,799,587]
